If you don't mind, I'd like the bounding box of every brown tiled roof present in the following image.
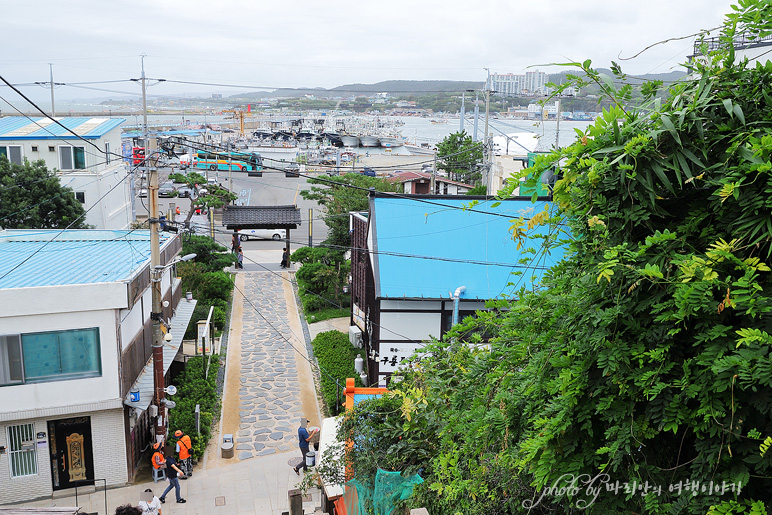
[221,205,301,229]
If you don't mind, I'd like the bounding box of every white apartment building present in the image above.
[0,117,132,229]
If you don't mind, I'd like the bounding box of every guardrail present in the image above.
[73,478,108,515]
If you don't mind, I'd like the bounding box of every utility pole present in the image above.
[483,87,492,194]
[554,98,561,150]
[472,92,479,141]
[49,64,55,117]
[144,54,166,445]
[431,152,437,194]
[459,92,465,133]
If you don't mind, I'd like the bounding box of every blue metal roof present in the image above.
[0,117,124,140]
[370,195,567,300]
[0,229,174,289]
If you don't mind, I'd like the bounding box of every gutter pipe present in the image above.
[452,286,467,326]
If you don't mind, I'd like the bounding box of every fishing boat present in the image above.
[359,133,379,147]
[404,143,436,155]
[377,132,403,148]
[340,133,360,147]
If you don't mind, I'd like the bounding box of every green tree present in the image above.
[299,173,399,249]
[0,157,90,229]
[178,235,235,339]
[291,247,351,312]
[321,2,772,513]
[435,131,484,184]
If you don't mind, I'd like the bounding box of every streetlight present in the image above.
[151,252,196,446]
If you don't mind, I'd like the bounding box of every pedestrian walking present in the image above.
[280,247,290,269]
[231,232,240,253]
[159,448,186,504]
[139,488,162,515]
[174,430,193,478]
[292,417,319,475]
[237,248,244,270]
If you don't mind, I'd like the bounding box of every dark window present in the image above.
[31,146,38,152]
[75,192,85,203]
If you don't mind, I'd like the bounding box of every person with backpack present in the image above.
[174,430,193,478]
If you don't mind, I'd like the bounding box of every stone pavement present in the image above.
[232,271,311,459]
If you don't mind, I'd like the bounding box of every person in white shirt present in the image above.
[139,488,162,515]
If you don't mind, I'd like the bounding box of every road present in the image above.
[135,166,330,252]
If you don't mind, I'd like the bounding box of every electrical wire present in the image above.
[0,169,134,282]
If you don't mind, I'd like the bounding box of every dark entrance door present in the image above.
[48,416,95,491]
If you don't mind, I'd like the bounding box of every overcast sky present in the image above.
[1,0,735,106]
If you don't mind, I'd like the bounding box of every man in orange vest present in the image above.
[151,442,166,472]
[174,430,192,478]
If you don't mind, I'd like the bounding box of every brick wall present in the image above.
[0,408,128,504]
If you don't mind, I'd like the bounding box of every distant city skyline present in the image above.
[1,0,735,108]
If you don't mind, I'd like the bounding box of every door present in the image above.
[48,417,95,490]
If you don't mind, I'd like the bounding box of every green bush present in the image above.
[169,356,220,459]
[291,247,351,314]
[311,331,363,414]
[179,236,235,339]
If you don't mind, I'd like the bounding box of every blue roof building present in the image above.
[0,230,196,501]
[349,193,567,381]
[0,117,133,229]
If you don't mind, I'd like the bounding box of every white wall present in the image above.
[379,311,441,341]
[0,282,128,318]
[0,308,122,414]
[0,409,128,504]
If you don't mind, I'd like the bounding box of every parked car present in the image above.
[361,167,376,177]
[176,186,194,198]
[138,187,148,198]
[197,187,209,196]
[239,228,287,241]
[285,163,301,177]
[158,182,175,197]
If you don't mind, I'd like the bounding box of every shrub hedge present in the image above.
[169,355,220,459]
[311,330,364,414]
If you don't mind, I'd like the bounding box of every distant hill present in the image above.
[228,72,687,101]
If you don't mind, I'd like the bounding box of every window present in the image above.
[8,423,37,477]
[0,335,23,385]
[0,145,23,166]
[48,146,55,152]
[31,146,38,152]
[59,146,86,170]
[0,328,101,386]
[75,192,85,203]
[22,328,101,383]
[105,142,110,165]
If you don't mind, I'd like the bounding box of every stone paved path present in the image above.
[235,272,303,460]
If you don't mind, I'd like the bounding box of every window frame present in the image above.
[0,328,102,386]
[7,423,38,478]
[58,145,87,171]
[0,145,24,166]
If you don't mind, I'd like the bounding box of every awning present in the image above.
[123,298,197,412]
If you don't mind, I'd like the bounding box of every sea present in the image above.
[47,101,592,153]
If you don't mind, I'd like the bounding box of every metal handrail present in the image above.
[693,33,772,55]
[73,478,107,515]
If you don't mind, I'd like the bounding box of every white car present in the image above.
[239,228,287,241]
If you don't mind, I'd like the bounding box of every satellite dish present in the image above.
[164,385,177,396]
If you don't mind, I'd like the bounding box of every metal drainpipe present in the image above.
[452,286,467,326]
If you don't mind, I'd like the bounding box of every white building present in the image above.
[0,229,195,503]
[0,117,132,230]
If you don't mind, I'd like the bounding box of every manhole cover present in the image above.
[288,457,304,467]
[215,496,226,506]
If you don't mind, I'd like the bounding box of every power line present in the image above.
[0,169,134,282]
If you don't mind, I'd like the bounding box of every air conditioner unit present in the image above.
[349,325,363,348]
